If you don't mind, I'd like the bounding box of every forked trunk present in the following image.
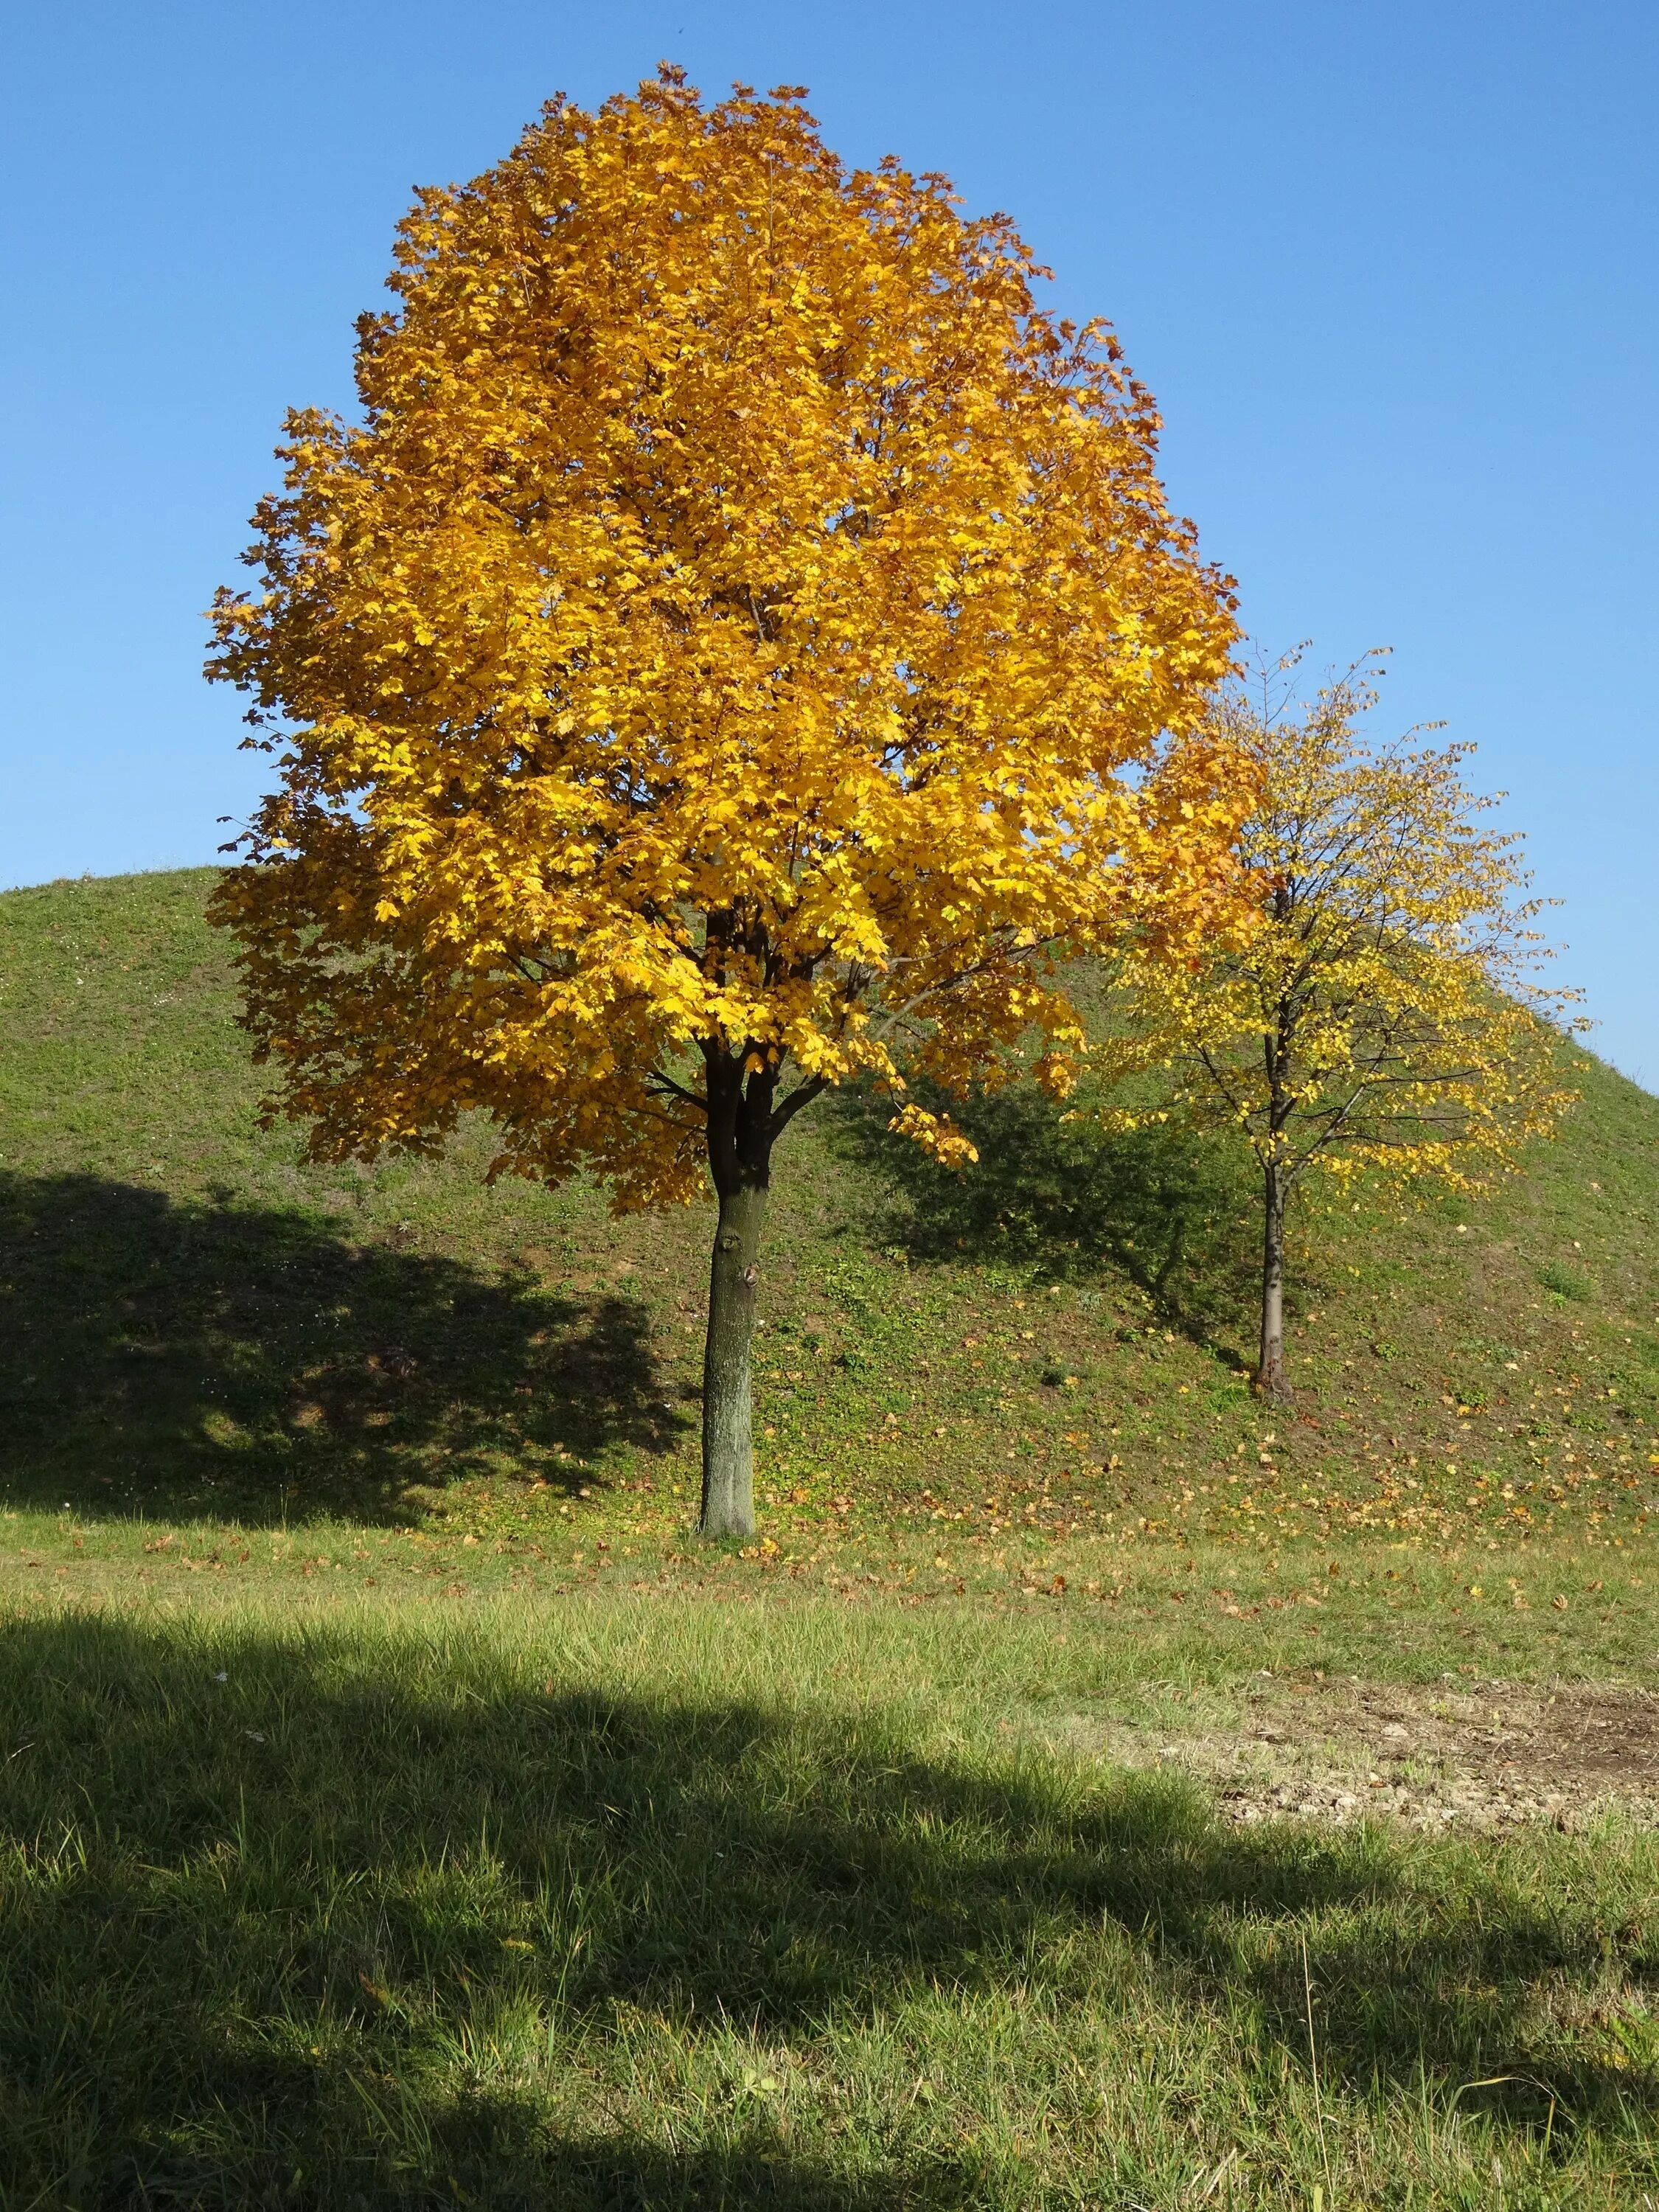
[700,1179,768,1538]
[1255,1164,1291,1403]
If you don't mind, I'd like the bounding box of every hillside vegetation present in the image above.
[1,869,1657,2210]
[1,869,1655,1581]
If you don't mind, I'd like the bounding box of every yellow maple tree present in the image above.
[1107,657,1582,1401]
[208,69,1242,1534]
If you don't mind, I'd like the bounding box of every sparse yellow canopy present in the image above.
[208,70,1244,1530]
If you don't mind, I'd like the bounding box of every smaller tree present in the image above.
[1110,657,1582,1399]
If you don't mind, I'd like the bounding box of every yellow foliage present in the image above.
[886,1102,980,1169]
[207,70,1242,1208]
[1110,657,1583,1200]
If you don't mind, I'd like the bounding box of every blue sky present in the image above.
[2,1,1654,1082]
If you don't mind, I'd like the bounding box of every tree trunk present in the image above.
[1255,1164,1291,1402]
[700,1178,768,1538]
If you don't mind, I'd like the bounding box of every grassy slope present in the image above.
[0,869,1656,2208]
[1,869,1655,1601]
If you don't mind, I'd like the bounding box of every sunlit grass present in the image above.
[0,1590,1655,2208]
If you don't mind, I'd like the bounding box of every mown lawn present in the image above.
[0,1590,1655,2211]
[1,871,1656,2206]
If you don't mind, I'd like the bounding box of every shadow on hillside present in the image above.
[0,1172,691,1524]
[828,1080,1262,1352]
[0,1612,1647,2205]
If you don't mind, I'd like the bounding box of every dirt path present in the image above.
[1055,1678,1659,1832]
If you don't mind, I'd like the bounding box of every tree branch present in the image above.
[644,1068,708,1115]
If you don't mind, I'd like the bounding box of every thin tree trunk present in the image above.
[1255,1164,1290,1402]
[700,1178,768,1538]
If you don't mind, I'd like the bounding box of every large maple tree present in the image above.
[209,70,1242,1535]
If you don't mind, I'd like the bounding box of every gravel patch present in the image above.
[1051,1677,1659,1832]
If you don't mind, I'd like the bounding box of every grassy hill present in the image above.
[1,867,1655,1577]
[1,868,1657,2208]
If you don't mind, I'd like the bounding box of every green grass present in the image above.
[1,869,1658,2206]
[1,867,1655,1568]
[1,1590,1656,2209]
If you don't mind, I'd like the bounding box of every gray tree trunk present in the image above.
[700,1178,768,1538]
[1255,1164,1290,1402]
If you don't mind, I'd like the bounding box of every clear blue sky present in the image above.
[2,1,1654,1082]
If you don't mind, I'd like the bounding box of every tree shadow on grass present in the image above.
[0,1613,1651,2207]
[827,1080,1262,1354]
[0,1173,692,1526]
